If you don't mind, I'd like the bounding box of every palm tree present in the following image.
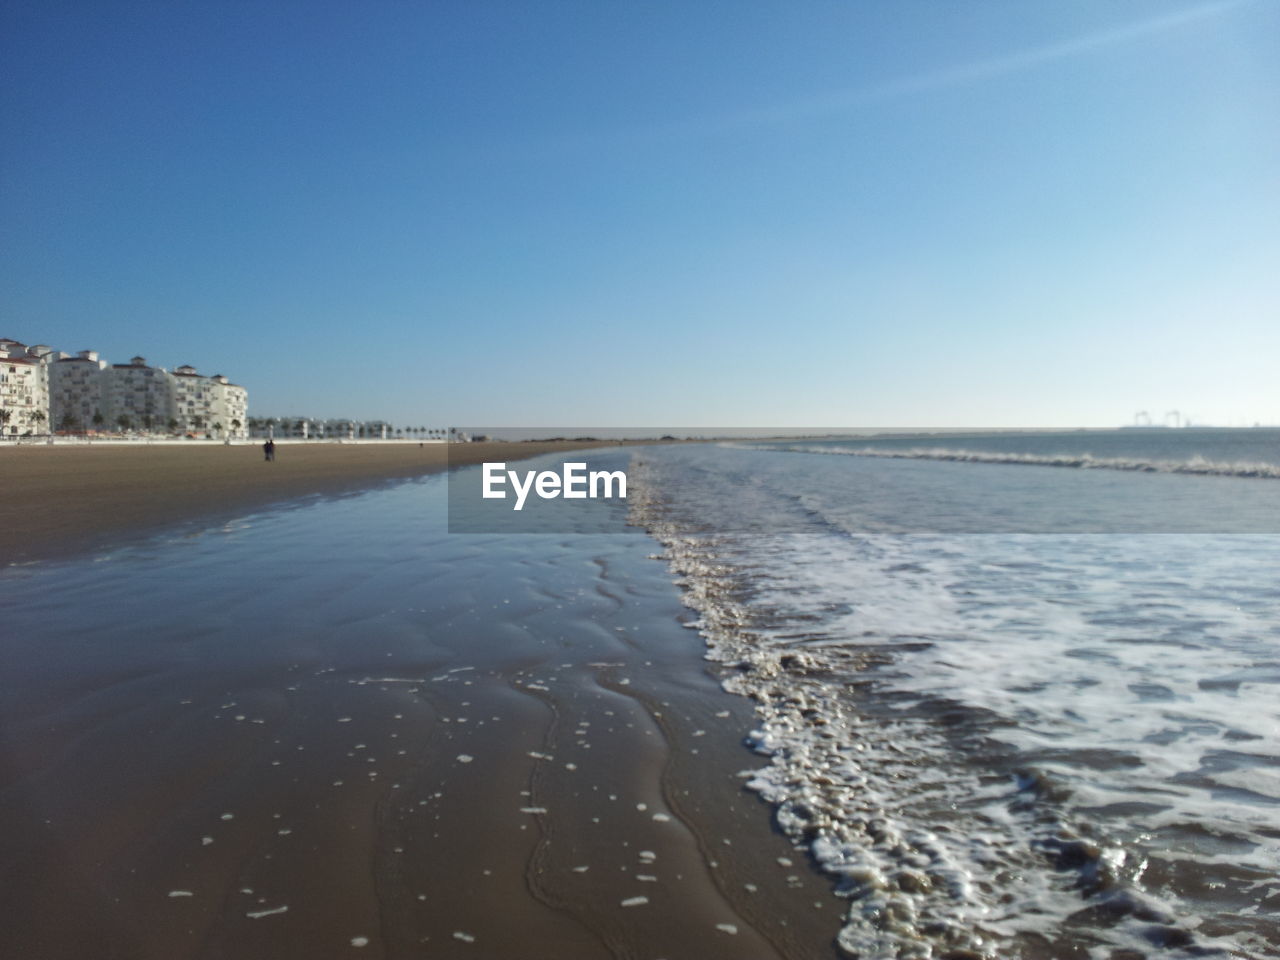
[167,417,179,433]
[92,410,105,431]
[0,408,11,435]
[31,409,47,433]
[58,412,77,432]
[213,421,224,437]
[231,418,242,437]
[142,414,154,432]
[117,414,132,432]
[192,415,205,433]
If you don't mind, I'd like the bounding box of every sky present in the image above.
[2,0,1277,428]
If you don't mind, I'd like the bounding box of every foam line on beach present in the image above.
[730,442,1280,479]
[626,454,1242,958]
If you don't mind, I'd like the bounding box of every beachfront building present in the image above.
[0,336,251,438]
[323,419,358,439]
[167,365,249,438]
[49,350,109,432]
[170,364,211,432]
[0,338,54,436]
[0,355,48,436]
[210,375,248,438]
[245,417,430,440]
[103,356,173,433]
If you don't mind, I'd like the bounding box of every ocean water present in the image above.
[630,430,1280,959]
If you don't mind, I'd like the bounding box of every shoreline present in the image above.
[0,440,629,565]
[0,449,841,959]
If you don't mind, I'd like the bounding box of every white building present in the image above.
[0,356,47,436]
[247,418,422,440]
[0,338,53,436]
[49,350,108,431]
[103,356,172,432]
[1,336,251,438]
[209,374,248,438]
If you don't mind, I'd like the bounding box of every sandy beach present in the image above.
[0,440,622,565]
[0,450,840,960]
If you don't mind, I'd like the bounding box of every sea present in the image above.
[630,428,1280,958]
[1,428,1277,959]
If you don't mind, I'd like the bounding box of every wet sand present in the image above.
[0,441,621,565]
[0,452,841,959]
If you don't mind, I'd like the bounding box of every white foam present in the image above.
[739,442,1280,480]
[630,453,1276,958]
[246,905,288,919]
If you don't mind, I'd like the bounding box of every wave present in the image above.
[733,444,1280,479]
[628,452,1261,958]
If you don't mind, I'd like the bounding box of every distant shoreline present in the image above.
[0,440,625,566]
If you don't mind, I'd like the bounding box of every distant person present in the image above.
[263,439,275,462]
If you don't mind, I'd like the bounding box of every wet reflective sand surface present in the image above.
[0,471,839,959]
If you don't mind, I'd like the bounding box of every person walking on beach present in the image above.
[263,439,275,462]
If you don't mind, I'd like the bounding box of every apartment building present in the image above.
[0,336,249,438]
[49,350,109,430]
[0,357,47,436]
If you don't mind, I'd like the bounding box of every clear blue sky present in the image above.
[2,0,1276,427]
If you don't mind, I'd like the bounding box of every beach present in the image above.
[0,444,841,960]
[4,435,1276,958]
[0,440,622,565]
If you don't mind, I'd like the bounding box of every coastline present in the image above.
[0,447,841,960]
[0,440,626,565]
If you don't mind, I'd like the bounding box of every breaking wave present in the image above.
[733,444,1280,480]
[628,449,1278,959]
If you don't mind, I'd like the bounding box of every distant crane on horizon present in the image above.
[1165,410,1182,428]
